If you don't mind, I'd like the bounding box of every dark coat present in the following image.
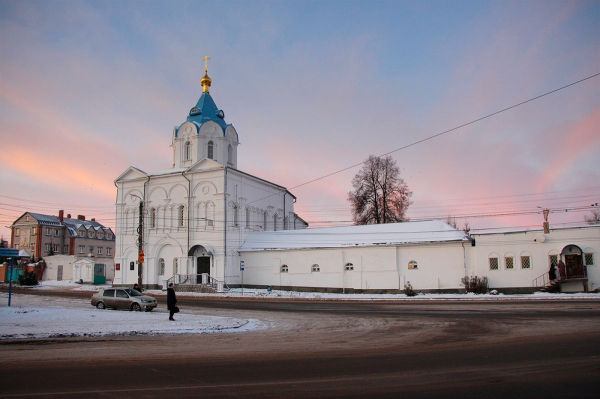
[557,260,566,279]
[167,287,177,310]
[548,264,557,280]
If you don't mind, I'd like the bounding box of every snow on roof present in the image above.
[239,220,470,251]
[471,223,599,236]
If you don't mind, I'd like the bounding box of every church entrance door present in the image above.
[197,256,210,283]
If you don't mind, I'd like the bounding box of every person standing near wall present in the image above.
[167,282,178,321]
[557,259,567,280]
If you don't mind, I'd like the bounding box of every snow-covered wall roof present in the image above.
[239,220,470,251]
[470,223,599,236]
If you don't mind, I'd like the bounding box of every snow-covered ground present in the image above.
[1,281,598,340]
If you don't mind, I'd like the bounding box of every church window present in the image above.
[150,208,156,228]
[178,205,186,227]
[159,258,165,275]
[280,264,288,273]
[264,211,268,231]
[208,141,214,159]
[584,253,594,266]
[273,214,278,231]
[505,255,514,270]
[246,207,250,227]
[408,260,418,270]
[311,264,320,273]
[521,255,531,269]
[345,263,354,271]
[228,144,233,165]
[173,258,178,275]
[185,141,191,161]
[233,205,239,226]
[489,254,499,270]
[549,255,558,268]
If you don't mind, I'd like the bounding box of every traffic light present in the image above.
[138,250,145,264]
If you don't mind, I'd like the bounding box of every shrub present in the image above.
[461,276,489,294]
[18,272,39,286]
[404,282,417,297]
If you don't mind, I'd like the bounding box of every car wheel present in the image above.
[96,302,106,309]
[131,303,141,312]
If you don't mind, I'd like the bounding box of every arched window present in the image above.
[207,141,214,159]
[246,207,250,227]
[489,253,499,270]
[159,258,165,275]
[173,258,178,275]
[184,141,191,160]
[345,263,354,271]
[178,205,185,227]
[408,260,418,270]
[273,214,278,231]
[228,144,233,165]
[150,208,156,228]
[280,264,288,273]
[583,248,594,266]
[520,252,531,269]
[233,205,239,226]
[264,211,268,231]
[505,252,515,270]
[312,264,320,272]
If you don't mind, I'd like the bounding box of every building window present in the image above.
[185,141,191,160]
[345,263,354,271]
[26,216,29,222]
[53,244,59,252]
[233,205,239,226]
[97,231,103,239]
[178,205,185,227]
[207,141,214,159]
[521,256,531,269]
[107,248,112,256]
[264,211,268,231]
[64,245,69,253]
[15,228,20,236]
[97,247,103,255]
[30,243,35,250]
[107,233,112,240]
[79,245,85,254]
[280,264,288,273]
[549,255,558,268]
[88,231,95,238]
[273,214,278,231]
[54,229,60,236]
[312,264,320,272]
[79,230,85,237]
[159,258,165,275]
[32,227,37,235]
[130,261,135,271]
[15,244,19,249]
[585,253,594,266]
[489,257,499,270]
[246,207,250,227]
[173,258,178,275]
[150,208,156,228]
[505,256,514,270]
[45,227,50,236]
[228,144,233,165]
[408,260,418,270]
[44,243,50,252]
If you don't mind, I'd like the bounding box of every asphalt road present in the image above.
[1,288,599,398]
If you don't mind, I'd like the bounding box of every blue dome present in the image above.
[186,92,229,132]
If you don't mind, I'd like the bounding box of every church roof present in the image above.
[185,92,230,133]
[239,220,470,251]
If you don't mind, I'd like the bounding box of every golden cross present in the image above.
[202,56,211,74]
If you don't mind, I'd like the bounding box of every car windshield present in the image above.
[125,289,142,297]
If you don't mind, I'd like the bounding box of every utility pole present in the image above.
[131,195,145,287]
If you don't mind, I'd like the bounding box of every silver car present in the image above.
[91,288,157,312]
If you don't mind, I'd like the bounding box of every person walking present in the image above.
[557,259,566,280]
[167,282,178,321]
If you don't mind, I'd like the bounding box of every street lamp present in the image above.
[130,194,144,287]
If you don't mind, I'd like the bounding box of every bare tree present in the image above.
[585,209,600,225]
[446,216,471,234]
[348,155,412,225]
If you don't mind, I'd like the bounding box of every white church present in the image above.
[114,64,599,294]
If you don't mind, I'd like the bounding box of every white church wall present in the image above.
[470,225,599,292]
[397,243,467,291]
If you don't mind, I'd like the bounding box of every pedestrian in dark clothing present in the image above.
[557,260,566,280]
[167,282,177,321]
[133,283,142,293]
[548,263,557,281]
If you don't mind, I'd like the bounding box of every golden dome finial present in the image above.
[201,55,212,93]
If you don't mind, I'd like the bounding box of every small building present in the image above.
[9,211,115,260]
[43,254,115,284]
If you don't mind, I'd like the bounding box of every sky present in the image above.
[0,0,599,241]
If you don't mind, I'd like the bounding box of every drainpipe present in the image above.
[182,171,191,267]
[224,167,228,285]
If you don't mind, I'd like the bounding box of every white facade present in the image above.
[114,81,306,289]
[43,254,115,284]
[239,223,599,293]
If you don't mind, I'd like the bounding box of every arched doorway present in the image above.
[561,244,586,279]
[188,245,212,283]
